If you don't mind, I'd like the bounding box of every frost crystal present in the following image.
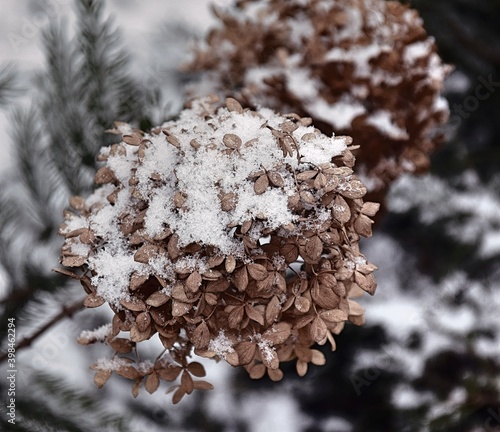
[208,330,235,357]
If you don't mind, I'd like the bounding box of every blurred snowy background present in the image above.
[0,0,499,431]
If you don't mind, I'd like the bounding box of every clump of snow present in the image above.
[78,323,112,343]
[366,110,409,141]
[208,330,235,357]
[88,251,145,305]
[257,339,276,364]
[306,99,366,130]
[94,357,131,371]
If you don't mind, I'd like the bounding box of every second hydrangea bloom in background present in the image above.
[187,0,450,206]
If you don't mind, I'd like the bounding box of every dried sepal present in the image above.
[83,293,105,308]
[145,372,160,394]
[93,370,112,389]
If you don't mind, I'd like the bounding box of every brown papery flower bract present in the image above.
[186,0,451,205]
[58,96,378,403]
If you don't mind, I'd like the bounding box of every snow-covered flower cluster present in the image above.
[59,96,378,402]
[187,0,450,203]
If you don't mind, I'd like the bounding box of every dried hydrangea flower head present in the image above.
[186,0,450,204]
[59,95,378,403]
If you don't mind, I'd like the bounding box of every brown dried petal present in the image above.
[206,277,230,292]
[206,254,224,268]
[268,171,285,187]
[348,299,365,316]
[83,293,105,308]
[193,380,214,391]
[94,167,115,184]
[69,195,86,211]
[173,191,186,208]
[254,174,269,195]
[296,314,315,329]
[163,130,181,148]
[134,244,160,264]
[241,219,252,234]
[267,368,284,382]
[116,365,141,380]
[228,305,245,329]
[108,337,135,354]
[223,133,242,149]
[265,295,281,324]
[172,386,186,404]
[247,263,268,281]
[120,298,146,312]
[136,311,151,332]
[332,195,351,224]
[130,324,151,342]
[310,317,328,342]
[172,300,191,316]
[262,322,291,345]
[79,229,95,244]
[218,192,236,212]
[181,370,194,395]
[245,304,265,326]
[157,365,182,382]
[311,280,340,309]
[339,179,367,199]
[314,172,327,189]
[310,349,326,366]
[280,243,299,263]
[302,236,323,264]
[299,190,316,205]
[167,234,180,260]
[355,272,377,295]
[123,133,141,146]
[192,321,210,349]
[204,292,218,305]
[187,362,206,377]
[233,267,249,291]
[320,309,348,323]
[235,341,257,366]
[296,360,308,377]
[361,202,380,217]
[186,271,202,293]
[225,97,243,113]
[130,272,149,291]
[146,291,170,307]
[225,351,240,367]
[61,254,87,267]
[94,370,112,389]
[225,255,236,273]
[279,121,299,133]
[296,170,317,180]
[260,346,279,370]
[145,372,160,394]
[354,214,374,237]
[295,296,311,313]
[248,363,266,379]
